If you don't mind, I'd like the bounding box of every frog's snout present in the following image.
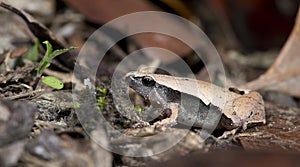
[125,75,134,86]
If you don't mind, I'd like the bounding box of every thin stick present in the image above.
[2,89,45,100]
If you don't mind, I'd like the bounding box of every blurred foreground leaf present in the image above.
[243,7,300,98]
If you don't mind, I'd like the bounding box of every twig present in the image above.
[2,89,45,100]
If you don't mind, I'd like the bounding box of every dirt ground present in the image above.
[0,1,299,167]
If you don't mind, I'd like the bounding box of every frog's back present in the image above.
[146,73,240,108]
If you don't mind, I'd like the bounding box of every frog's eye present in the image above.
[142,76,155,87]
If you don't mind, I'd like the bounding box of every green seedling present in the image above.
[34,41,76,89]
[130,104,144,114]
[97,96,106,111]
[36,41,76,76]
[96,87,107,96]
[135,105,143,114]
[95,87,108,111]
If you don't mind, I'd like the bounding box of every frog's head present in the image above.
[125,72,157,100]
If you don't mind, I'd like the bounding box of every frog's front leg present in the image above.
[153,103,179,127]
[141,102,179,127]
[141,88,180,126]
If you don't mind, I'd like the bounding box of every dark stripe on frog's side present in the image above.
[159,84,222,128]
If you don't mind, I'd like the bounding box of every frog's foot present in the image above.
[153,103,179,127]
[132,121,150,128]
[217,128,239,139]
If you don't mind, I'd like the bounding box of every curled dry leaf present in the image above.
[243,7,300,98]
[0,2,65,50]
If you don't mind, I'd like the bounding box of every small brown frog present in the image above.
[125,72,266,130]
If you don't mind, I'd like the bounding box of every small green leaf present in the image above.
[43,41,53,58]
[49,46,77,59]
[25,40,40,62]
[97,97,105,105]
[96,87,107,95]
[36,41,77,75]
[36,41,53,75]
[135,106,143,114]
[42,76,64,89]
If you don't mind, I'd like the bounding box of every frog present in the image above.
[125,72,266,131]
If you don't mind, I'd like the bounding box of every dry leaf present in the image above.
[63,0,200,63]
[243,7,300,98]
[0,2,75,70]
[0,2,65,50]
